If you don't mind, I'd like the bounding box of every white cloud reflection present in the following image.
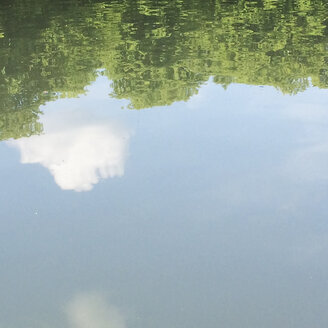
[67,292,125,328]
[8,108,130,191]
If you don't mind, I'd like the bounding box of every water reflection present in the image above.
[1,84,328,327]
[8,107,130,191]
[284,101,328,182]
[1,0,328,137]
[1,1,328,327]
[67,292,126,328]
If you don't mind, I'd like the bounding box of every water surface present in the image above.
[1,1,328,327]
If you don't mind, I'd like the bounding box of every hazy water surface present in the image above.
[1,1,328,327]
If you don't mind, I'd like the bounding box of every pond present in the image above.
[1,0,328,327]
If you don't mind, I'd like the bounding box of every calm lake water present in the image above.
[1,0,328,327]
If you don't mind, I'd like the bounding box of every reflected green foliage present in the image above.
[1,0,328,138]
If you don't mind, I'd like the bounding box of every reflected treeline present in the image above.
[1,0,328,139]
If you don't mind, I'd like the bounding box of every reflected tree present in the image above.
[1,0,328,138]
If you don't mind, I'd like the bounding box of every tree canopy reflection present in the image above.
[1,0,328,139]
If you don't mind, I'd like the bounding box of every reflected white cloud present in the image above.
[8,108,130,191]
[67,292,125,328]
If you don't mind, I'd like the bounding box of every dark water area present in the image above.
[1,1,328,327]
[1,0,328,138]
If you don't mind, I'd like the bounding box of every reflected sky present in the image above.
[7,91,131,191]
[5,74,328,194]
[2,0,328,326]
[1,79,328,328]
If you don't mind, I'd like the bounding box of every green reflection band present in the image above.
[1,0,328,139]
